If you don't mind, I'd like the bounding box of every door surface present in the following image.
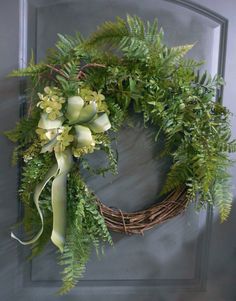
[1,0,236,300]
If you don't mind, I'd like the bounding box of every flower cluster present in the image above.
[79,87,108,112]
[37,86,65,120]
[36,127,49,141]
[54,126,74,152]
[36,86,111,157]
[72,144,95,157]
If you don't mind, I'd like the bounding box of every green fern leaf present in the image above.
[86,16,128,49]
[213,179,233,222]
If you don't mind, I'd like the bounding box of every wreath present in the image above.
[5,16,235,294]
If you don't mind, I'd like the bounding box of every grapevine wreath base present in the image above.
[5,15,235,295]
[97,187,188,234]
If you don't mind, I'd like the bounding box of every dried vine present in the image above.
[97,187,188,234]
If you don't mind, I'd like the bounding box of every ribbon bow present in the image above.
[11,95,111,252]
[66,96,111,149]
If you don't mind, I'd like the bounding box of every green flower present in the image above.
[79,88,108,112]
[36,127,59,153]
[37,86,65,120]
[91,90,105,103]
[54,126,74,152]
[36,128,47,141]
[36,127,58,143]
[91,90,108,112]
[79,87,94,102]
[72,144,95,157]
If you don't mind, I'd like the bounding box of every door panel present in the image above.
[1,1,235,300]
[26,0,217,290]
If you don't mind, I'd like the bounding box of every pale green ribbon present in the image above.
[11,164,58,245]
[66,96,111,135]
[11,96,111,253]
[11,149,73,252]
[51,149,73,252]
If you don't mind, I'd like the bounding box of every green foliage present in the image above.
[18,153,54,258]
[86,15,193,70]
[10,63,46,78]
[9,51,46,78]
[20,153,54,205]
[80,133,118,177]
[143,68,234,221]
[220,140,236,153]
[55,33,84,62]
[86,16,128,49]
[55,60,81,96]
[5,114,38,144]
[213,178,233,222]
[58,169,112,295]
[5,112,40,164]
[108,102,126,131]
[87,15,162,56]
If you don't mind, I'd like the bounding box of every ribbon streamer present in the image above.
[51,149,73,252]
[11,149,73,253]
[11,164,58,245]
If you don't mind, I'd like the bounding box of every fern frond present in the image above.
[119,15,162,59]
[4,114,38,144]
[9,49,45,77]
[58,236,89,295]
[86,15,162,59]
[55,33,84,58]
[86,17,128,49]
[180,58,204,69]
[5,112,40,160]
[58,170,112,295]
[169,44,194,63]
[9,63,46,77]
[213,179,233,222]
[162,162,191,194]
[219,140,236,153]
[87,15,193,69]
[55,60,80,96]
[4,113,40,163]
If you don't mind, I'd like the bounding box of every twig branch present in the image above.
[77,63,106,80]
[46,64,68,78]
[97,186,188,235]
